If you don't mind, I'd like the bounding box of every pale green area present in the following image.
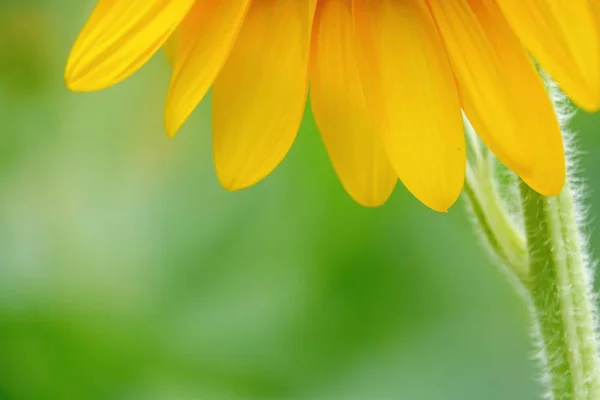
[1,2,600,399]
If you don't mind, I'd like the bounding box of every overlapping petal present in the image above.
[165,1,250,137]
[353,0,466,212]
[428,0,565,195]
[311,0,396,207]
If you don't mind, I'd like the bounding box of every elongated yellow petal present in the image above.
[428,0,565,195]
[164,1,250,137]
[212,0,315,191]
[66,0,194,91]
[496,0,599,111]
[310,0,396,207]
[353,0,465,212]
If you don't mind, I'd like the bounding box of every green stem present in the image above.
[464,173,510,267]
[519,180,600,400]
[464,161,527,279]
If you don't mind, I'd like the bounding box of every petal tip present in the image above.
[217,170,255,193]
[427,204,450,213]
[64,63,82,92]
[357,200,388,208]
[529,176,565,198]
[348,188,394,208]
[520,166,565,197]
[64,75,76,92]
[164,89,196,139]
[164,113,182,139]
[64,66,110,93]
[64,75,85,92]
[416,191,458,213]
[64,54,98,92]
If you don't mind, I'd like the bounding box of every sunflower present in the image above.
[65,0,598,211]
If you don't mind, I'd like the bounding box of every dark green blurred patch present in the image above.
[0,8,53,94]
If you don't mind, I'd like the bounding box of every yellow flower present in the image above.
[65,0,598,211]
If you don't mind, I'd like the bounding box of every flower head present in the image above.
[66,0,598,211]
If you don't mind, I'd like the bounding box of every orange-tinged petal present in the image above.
[428,0,565,195]
[66,0,194,91]
[496,0,599,111]
[212,0,315,191]
[353,0,465,212]
[164,1,250,137]
[310,0,396,207]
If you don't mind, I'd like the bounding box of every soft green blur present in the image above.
[1,2,600,399]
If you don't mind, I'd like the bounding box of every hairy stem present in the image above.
[519,180,600,400]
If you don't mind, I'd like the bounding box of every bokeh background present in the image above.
[2,2,600,399]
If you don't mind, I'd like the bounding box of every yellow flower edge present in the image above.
[66,0,600,211]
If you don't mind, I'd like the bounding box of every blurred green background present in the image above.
[2,2,600,399]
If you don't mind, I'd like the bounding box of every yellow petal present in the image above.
[496,0,599,111]
[353,0,465,212]
[164,1,250,137]
[428,0,565,195]
[66,0,194,91]
[212,0,315,191]
[311,0,396,207]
